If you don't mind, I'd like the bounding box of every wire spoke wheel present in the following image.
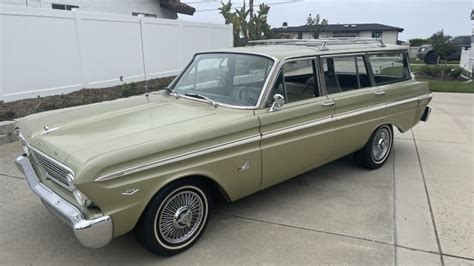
[371,127,391,162]
[156,188,205,245]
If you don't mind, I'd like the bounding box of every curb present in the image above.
[0,121,17,145]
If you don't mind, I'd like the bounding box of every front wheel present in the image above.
[354,125,393,170]
[424,52,438,65]
[135,180,211,256]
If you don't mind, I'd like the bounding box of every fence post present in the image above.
[138,14,148,93]
[178,19,184,69]
[208,22,212,49]
[0,11,3,102]
[72,9,88,89]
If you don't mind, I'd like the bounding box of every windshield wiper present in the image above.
[184,92,217,107]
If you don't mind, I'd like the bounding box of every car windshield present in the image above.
[172,53,274,107]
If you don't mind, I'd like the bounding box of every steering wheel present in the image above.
[237,88,259,106]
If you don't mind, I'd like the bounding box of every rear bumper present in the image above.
[421,106,432,122]
[15,155,113,248]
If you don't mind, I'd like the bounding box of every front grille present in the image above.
[30,149,74,188]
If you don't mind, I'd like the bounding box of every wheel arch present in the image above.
[133,173,231,229]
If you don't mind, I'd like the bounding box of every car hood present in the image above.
[16,93,256,171]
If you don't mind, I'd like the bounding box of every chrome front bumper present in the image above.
[15,155,113,248]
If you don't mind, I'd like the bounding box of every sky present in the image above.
[179,0,473,41]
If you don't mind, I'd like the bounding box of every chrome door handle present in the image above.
[321,100,335,107]
[374,90,385,96]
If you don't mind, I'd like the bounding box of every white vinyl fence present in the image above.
[0,5,232,102]
[460,48,473,75]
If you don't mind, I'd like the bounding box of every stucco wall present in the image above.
[0,0,177,19]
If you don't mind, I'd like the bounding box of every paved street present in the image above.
[0,92,472,265]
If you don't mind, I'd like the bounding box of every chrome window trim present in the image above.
[95,134,261,182]
[170,51,279,110]
[94,94,431,182]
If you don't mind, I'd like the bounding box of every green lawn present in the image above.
[425,80,474,93]
[410,58,460,65]
[409,63,473,93]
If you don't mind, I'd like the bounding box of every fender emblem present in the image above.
[237,160,250,173]
[122,188,140,196]
[42,126,59,135]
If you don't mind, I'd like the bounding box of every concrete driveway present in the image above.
[0,92,472,265]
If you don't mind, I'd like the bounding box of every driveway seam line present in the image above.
[215,212,474,261]
[392,146,398,266]
[0,173,24,180]
[411,130,445,266]
[395,138,467,145]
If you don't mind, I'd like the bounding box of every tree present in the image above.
[306,13,328,39]
[429,31,457,79]
[219,0,272,46]
[408,38,429,47]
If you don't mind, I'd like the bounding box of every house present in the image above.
[273,23,404,44]
[0,0,196,18]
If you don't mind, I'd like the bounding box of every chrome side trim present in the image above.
[95,134,261,182]
[386,95,421,108]
[336,103,385,120]
[261,116,335,140]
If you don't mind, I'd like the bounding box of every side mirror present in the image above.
[269,94,285,112]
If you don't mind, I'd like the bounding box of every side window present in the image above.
[322,55,371,95]
[368,53,410,85]
[266,71,285,107]
[281,59,319,103]
[266,58,318,107]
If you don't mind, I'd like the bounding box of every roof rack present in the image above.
[247,37,386,50]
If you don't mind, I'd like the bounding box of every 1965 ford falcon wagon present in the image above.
[14,38,432,256]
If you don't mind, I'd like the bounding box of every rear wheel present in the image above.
[354,125,393,170]
[424,52,438,65]
[135,179,211,256]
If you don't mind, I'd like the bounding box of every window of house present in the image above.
[321,55,371,95]
[132,12,158,18]
[372,31,382,38]
[368,53,410,85]
[52,3,79,10]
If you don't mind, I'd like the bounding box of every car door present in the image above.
[256,57,336,189]
[321,54,385,157]
[368,52,425,130]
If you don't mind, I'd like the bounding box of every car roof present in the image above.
[205,41,406,61]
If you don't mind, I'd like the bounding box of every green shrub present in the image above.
[448,67,464,79]
[121,82,139,97]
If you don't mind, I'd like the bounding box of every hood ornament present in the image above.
[42,126,59,135]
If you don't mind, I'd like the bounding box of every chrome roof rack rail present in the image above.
[247,37,386,50]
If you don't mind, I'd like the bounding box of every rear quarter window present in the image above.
[368,53,410,85]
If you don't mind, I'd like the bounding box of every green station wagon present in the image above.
[14,38,432,256]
